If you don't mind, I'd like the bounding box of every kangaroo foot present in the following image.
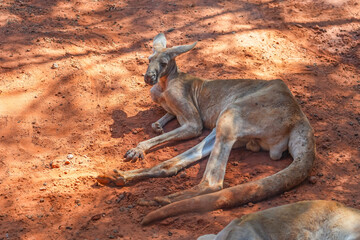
[154,183,221,205]
[96,169,126,186]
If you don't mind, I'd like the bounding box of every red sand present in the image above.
[0,0,359,239]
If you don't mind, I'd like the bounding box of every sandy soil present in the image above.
[0,0,359,239]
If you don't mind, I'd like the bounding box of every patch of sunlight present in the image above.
[210,13,253,33]
[203,29,313,78]
[0,91,40,115]
[324,0,350,6]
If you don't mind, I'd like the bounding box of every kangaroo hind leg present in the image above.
[154,108,240,205]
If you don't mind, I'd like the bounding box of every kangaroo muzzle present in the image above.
[144,71,157,85]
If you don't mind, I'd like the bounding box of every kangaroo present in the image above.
[198,200,360,240]
[96,33,316,225]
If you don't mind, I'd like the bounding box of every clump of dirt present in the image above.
[0,0,359,239]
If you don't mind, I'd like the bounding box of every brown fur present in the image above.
[96,33,316,225]
[198,200,360,240]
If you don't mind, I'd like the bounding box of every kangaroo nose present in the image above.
[144,72,157,85]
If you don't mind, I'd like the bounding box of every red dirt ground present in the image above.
[0,0,359,239]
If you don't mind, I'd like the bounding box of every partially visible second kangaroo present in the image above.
[97,33,316,225]
[198,200,360,240]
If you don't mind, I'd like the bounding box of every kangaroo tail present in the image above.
[142,120,315,225]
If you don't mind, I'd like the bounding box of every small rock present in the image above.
[109,236,115,239]
[51,63,59,69]
[64,160,71,165]
[115,193,126,203]
[248,202,254,207]
[91,214,102,221]
[180,172,187,178]
[167,27,175,32]
[66,226,72,230]
[67,154,74,159]
[39,187,46,191]
[309,176,317,184]
[295,24,303,28]
[168,231,173,236]
[50,162,60,168]
[40,198,44,203]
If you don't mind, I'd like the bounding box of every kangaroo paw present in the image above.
[124,147,145,162]
[151,122,164,134]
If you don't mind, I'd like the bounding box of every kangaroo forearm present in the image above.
[138,124,202,151]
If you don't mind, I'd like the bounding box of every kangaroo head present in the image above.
[144,33,197,85]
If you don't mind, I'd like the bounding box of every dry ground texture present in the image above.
[0,0,359,239]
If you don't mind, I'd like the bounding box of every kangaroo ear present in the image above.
[153,33,167,51]
[166,42,197,59]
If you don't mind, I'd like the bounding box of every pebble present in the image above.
[67,154,74,159]
[180,172,187,178]
[50,162,60,168]
[91,214,102,221]
[116,193,125,203]
[248,202,254,207]
[51,63,59,69]
[309,176,317,184]
[40,198,44,203]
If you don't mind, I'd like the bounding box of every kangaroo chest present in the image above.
[150,84,174,114]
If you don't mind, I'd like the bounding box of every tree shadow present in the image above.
[0,0,359,239]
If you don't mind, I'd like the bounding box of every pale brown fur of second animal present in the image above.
[96,33,316,225]
[198,200,360,240]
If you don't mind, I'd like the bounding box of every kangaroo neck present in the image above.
[159,60,179,89]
